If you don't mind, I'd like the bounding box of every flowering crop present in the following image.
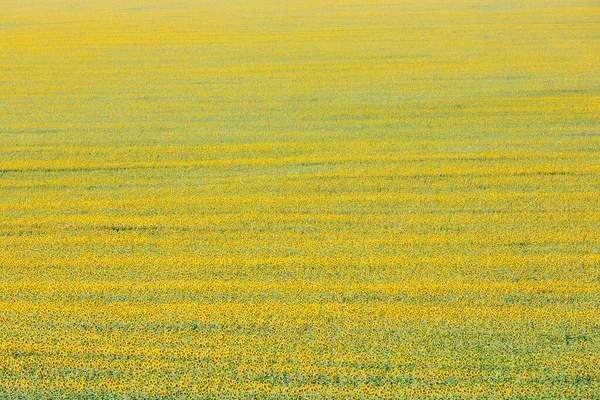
[1,0,599,398]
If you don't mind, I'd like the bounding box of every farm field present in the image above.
[1,0,600,398]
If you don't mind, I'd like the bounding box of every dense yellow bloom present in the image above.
[1,0,599,398]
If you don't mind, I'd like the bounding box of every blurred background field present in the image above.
[1,0,599,398]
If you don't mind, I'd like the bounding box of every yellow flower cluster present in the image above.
[1,0,599,398]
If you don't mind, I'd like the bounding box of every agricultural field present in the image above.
[1,0,599,398]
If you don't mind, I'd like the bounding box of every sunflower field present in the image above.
[1,0,599,398]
